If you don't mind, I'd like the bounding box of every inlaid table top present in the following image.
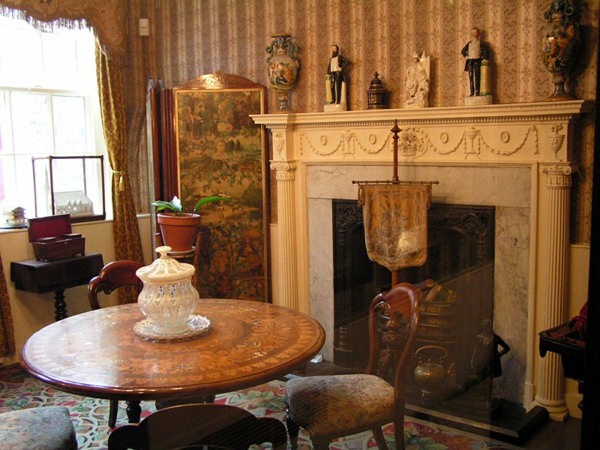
[21,299,325,401]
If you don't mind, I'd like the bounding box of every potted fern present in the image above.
[152,195,230,252]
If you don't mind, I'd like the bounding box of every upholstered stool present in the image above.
[0,406,77,450]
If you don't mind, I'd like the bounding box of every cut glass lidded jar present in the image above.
[134,246,209,340]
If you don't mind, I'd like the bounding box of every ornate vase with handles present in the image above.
[541,0,580,101]
[266,34,300,111]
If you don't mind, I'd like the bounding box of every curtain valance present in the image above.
[0,0,126,57]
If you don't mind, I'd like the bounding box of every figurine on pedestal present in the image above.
[324,44,350,112]
[461,27,493,105]
[404,52,430,108]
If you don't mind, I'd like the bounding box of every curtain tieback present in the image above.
[113,170,126,191]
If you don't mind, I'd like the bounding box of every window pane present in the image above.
[42,32,79,88]
[53,95,87,153]
[15,155,36,215]
[0,156,14,205]
[0,155,34,215]
[0,91,11,154]
[11,92,53,155]
[0,21,43,86]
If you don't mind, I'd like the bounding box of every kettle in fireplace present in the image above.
[413,345,456,403]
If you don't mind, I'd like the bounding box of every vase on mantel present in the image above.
[541,0,580,101]
[266,34,300,111]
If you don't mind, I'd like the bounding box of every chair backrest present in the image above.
[107,403,288,450]
[88,260,144,310]
[365,282,421,395]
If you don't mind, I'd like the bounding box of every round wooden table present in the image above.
[21,299,324,422]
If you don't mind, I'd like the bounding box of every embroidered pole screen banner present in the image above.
[358,183,431,271]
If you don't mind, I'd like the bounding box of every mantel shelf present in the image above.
[252,100,591,127]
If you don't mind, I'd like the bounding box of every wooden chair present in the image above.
[88,260,144,310]
[107,403,288,450]
[88,259,144,427]
[284,282,421,450]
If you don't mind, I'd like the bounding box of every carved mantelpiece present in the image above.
[260,101,587,164]
[252,100,590,419]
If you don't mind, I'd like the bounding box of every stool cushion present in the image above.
[0,406,77,450]
[285,374,394,437]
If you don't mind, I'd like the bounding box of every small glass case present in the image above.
[32,155,105,223]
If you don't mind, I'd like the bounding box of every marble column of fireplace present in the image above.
[252,101,590,417]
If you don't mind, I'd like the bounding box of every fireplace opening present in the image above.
[332,200,520,428]
[333,200,495,364]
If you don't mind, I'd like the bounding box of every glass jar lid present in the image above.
[136,246,196,284]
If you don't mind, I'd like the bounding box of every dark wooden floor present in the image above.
[519,416,581,449]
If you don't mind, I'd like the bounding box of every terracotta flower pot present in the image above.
[156,213,202,252]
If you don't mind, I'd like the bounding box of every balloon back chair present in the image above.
[107,403,288,450]
[284,282,421,450]
[88,259,144,427]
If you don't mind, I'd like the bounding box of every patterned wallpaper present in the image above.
[123,0,599,243]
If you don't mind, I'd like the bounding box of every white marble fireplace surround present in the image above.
[252,100,590,419]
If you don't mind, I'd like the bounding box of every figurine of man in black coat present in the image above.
[461,27,489,96]
[327,45,350,104]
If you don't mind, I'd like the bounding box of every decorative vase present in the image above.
[135,246,206,339]
[156,213,201,253]
[266,34,300,111]
[541,0,580,101]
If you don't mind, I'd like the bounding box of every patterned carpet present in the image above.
[0,364,520,449]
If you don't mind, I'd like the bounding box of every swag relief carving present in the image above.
[299,130,392,158]
[398,126,466,158]
[397,125,540,160]
[485,126,539,156]
[299,131,346,157]
[298,124,543,162]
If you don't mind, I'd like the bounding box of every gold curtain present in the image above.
[0,253,15,357]
[0,0,126,58]
[96,42,144,304]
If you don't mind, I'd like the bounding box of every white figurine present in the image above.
[324,44,350,112]
[404,52,430,108]
[461,27,493,105]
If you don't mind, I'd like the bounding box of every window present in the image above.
[0,15,107,223]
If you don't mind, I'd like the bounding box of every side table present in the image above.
[11,253,104,321]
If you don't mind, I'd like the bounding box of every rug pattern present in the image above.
[1,364,519,449]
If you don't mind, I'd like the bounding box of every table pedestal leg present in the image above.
[126,401,142,423]
[53,290,67,321]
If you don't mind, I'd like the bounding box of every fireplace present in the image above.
[253,101,589,422]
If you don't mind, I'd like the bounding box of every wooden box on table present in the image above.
[28,214,85,261]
